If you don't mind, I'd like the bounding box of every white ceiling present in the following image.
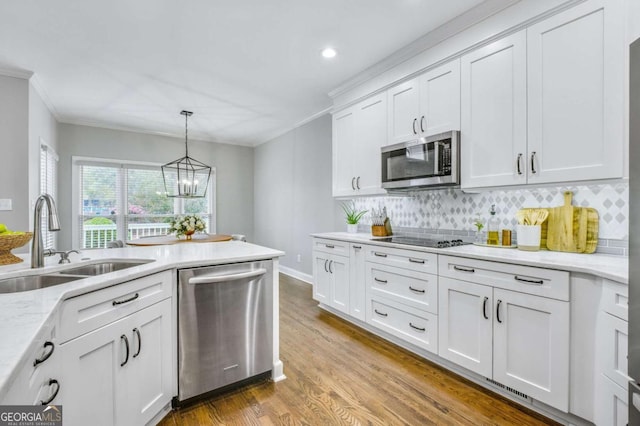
[0,0,489,146]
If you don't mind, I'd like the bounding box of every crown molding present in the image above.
[0,67,33,80]
[328,0,521,99]
[253,106,332,147]
[29,74,61,121]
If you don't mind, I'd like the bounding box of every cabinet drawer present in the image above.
[602,280,628,321]
[313,238,349,256]
[366,262,437,314]
[439,255,569,301]
[59,270,172,343]
[365,245,437,275]
[367,296,438,354]
[600,312,630,390]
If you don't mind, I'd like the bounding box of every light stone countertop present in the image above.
[312,232,628,284]
[0,241,284,399]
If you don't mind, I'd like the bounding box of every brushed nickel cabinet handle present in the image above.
[351,177,356,190]
[113,293,139,306]
[496,300,503,324]
[328,260,333,274]
[483,297,489,320]
[324,259,328,273]
[412,118,418,134]
[420,116,425,133]
[132,328,142,358]
[120,335,130,367]
[356,176,361,190]
[374,252,388,258]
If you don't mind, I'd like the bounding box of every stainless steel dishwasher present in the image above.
[176,260,273,404]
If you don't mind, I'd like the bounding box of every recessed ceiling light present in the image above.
[322,48,337,59]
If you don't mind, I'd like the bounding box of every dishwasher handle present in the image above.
[188,268,268,285]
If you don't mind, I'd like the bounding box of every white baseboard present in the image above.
[279,265,313,285]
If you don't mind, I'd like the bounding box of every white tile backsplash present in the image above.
[353,182,629,242]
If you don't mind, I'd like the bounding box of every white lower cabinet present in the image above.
[349,244,366,321]
[312,251,350,315]
[60,299,172,426]
[438,257,570,412]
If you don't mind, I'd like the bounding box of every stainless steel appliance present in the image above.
[629,36,640,423]
[381,130,459,190]
[176,260,273,404]
[373,236,470,248]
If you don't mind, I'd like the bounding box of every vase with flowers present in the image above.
[170,214,206,240]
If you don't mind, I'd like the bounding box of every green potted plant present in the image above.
[341,202,367,233]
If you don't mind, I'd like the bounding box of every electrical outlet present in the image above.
[296,254,301,263]
[0,199,12,211]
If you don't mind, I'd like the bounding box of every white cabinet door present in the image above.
[330,255,350,315]
[124,300,172,426]
[313,252,331,304]
[349,244,366,321]
[60,318,124,426]
[527,0,623,184]
[438,277,492,378]
[461,31,527,189]
[332,108,356,197]
[354,93,386,194]
[387,78,420,144]
[493,288,569,412]
[419,59,461,136]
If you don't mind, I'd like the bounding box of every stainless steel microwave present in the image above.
[381,130,459,190]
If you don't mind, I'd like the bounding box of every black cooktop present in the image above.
[373,236,470,248]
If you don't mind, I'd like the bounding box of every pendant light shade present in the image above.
[162,110,211,198]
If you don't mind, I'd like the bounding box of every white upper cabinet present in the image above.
[462,0,623,189]
[332,93,387,197]
[419,60,461,136]
[526,0,623,184]
[461,31,528,189]
[388,60,461,145]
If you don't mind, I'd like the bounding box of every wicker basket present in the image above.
[0,232,33,265]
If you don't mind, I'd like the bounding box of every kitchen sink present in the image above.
[0,274,85,294]
[58,259,154,276]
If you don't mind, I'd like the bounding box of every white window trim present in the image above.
[40,139,59,250]
[71,155,216,249]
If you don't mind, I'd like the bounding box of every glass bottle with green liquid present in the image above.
[486,204,500,245]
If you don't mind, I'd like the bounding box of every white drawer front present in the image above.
[313,238,349,256]
[601,312,630,390]
[365,245,437,275]
[59,270,172,343]
[367,296,438,354]
[602,280,628,321]
[366,262,437,314]
[595,374,628,426]
[439,255,569,301]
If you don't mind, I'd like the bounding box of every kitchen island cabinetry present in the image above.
[58,271,173,426]
[332,93,387,197]
[387,59,460,145]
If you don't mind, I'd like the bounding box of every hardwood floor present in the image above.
[159,274,560,425]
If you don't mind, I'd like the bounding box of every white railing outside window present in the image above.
[82,223,172,248]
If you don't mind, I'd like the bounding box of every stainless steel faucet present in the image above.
[31,194,61,268]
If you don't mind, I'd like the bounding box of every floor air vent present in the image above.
[485,378,532,402]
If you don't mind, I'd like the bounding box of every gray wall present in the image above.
[0,76,29,235]
[254,114,340,276]
[57,124,254,249]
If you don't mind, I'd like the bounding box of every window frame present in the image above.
[71,156,216,249]
[40,139,58,250]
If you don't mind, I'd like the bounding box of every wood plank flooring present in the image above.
[159,274,560,426]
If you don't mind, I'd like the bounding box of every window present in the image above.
[40,142,58,250]
[72,157,215,249]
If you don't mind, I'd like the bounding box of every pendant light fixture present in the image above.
[162,110,211,198]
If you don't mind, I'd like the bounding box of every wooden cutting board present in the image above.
[545,191,599,253]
